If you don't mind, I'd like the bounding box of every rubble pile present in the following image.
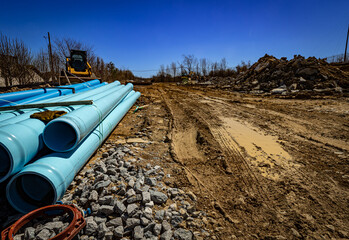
[232,54,349,94]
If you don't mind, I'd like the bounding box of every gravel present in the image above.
[8,144,206,240]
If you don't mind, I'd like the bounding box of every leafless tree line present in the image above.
[0,32,134,87]
[154,54,251,82]
[0,33,36,86]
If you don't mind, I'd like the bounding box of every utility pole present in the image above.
[344,24,349,63]
[47,32,55,84]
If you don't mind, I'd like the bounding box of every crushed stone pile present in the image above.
[212,54,349,95]
[5,144,207,240]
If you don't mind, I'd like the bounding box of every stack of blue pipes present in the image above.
[0,80,141,213]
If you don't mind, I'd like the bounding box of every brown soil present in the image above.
[99,83,349,239]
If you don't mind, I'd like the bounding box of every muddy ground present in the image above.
[94,83,349,239]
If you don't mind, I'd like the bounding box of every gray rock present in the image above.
[95,162,107,173]
[117,185,126,195]
[173,228,193,240]
[24,227,35,239]
[126,188,136,197]
[114,200,126,214]
[127,195,138,204]
[98,222,109,238]
[85,217,98,235]
[141,217,150,226]
[44,221,64,232]
[105,231,113,240]
[13,233,24,240]
[151,191,168,204]
[99,195,114,205]
[171,216,183,227]
[155,210,165,221]
[144,207,153,219]
[99,205,114,215]
[144,230,154,238]
[107,217,123,227]
[133,225,144,240]
[161,230,173,240]
[145,177,157,186]
[128,179,135,188]
[94,216,107,225]
[125,218,140,229]
[168,188,179,198]
[114,225,124,238]
[91,203,100,213]
[271,88,287,94]
[153,223,162,236]
[36,229,51,240]
[127,203,139,216]
[106,168,117,176]
[89,190,98,201]
[145,201,154,208]
[142,191,151,204]
[94,180,111,190]
[102,152,109,158]
[162,220,171,232]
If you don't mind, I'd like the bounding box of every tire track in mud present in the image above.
[183,87,349,236]
[158,86,286,236]
[138,84,349,238]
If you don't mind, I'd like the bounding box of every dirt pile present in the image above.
[230,54,349,94]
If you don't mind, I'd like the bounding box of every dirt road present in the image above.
[110,83,349,239]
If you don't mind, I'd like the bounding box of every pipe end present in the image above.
[0,143,12,183]
[6,172,56,213]
[43,119,80,152]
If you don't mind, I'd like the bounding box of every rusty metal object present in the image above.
[1,204,86,240]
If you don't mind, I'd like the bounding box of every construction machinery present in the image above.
[60,50,100,84]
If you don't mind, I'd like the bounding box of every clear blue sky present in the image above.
[0,0,348,77]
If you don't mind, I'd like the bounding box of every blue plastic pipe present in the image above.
[6,91,140,213]
[0,79,100,107]
[59,79,100,91]
[1,80,101,107]
[0,82,111,123]
[43,83,133,152]
[0,84,125,183]
[0,89,56,106]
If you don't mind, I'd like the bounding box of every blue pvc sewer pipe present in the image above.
[0,82,111,123]
[43,83,133,152]
[0,83,124,183]
[0,79,100,107]
[1,80,101,107]
[6,91,140,213]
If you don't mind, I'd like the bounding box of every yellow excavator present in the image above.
[60,50,99,84]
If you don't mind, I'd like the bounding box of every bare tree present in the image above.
[200,58,208,77]
[182,54,196,73]
[53,37,96,69]
[0,33,34,86]
[12,38,34,85]
[170,62,177,77]
[0,33,15,87]
[178,63,186,76]
[220,58,227,71]
[166,65,171,76]
[195,62,200,76]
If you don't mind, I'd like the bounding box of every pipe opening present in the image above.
[0,143,11,179]
[7,173,55,213]
[44,120,78,152]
